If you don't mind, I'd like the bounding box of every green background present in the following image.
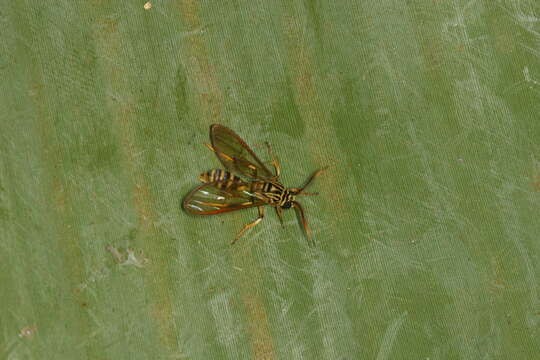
[2,1,539,359]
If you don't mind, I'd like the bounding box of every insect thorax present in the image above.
[251,181,292,206]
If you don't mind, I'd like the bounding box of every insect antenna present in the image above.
[298,191,319,196]
[292,166,328,195]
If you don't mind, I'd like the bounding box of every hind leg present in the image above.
[232,206,265,244]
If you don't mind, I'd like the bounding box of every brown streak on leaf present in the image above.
[283,16,346,216]
[29,60,94,348]
[533,176,540,192]
[243,295,276,360]
[233,245,276,360]
[176,0,222,124]
[95,17,178,352]
[175,2,276,352]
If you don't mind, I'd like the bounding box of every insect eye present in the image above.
[282,201,292,209]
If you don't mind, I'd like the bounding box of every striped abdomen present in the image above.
[199,169,245,190]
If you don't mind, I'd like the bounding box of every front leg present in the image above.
[274,207,284,226]
[265,142,281,178]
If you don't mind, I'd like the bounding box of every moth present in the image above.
[183,125,324,245]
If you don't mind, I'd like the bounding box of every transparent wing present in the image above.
[183,183,265,215]
[210,124,275,180]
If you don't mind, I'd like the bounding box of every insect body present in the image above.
[183,124,325,245]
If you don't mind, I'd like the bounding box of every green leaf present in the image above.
[1,1,539,359]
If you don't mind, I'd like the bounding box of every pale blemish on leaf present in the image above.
[19,324,38,339]
[375,312,408,360]
[106,245,149,268]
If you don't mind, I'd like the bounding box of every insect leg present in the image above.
[232,206,265,244]
[274,206,284,226]
[265,142,281,177]
[291,201,314,247]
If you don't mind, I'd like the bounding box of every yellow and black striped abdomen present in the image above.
[199,169,246,190]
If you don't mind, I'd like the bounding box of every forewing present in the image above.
[210,124,275,180]
[183,183,264,215]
